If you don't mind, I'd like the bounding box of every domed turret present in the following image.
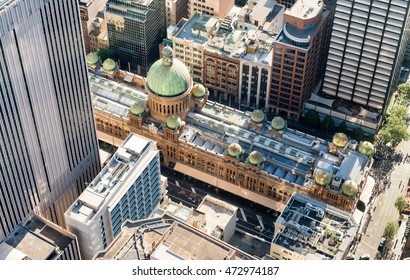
[314,170,332,186]
[248,151,263,166]
[102,58,116,72]
[146,47,191,97]
[130,101,145,116]
[251,109,265,124]
[191,84,206,99]
[332,133,349,148]
[341,180,358,197]
[228,143,242,158]
[166,115,182,130]
[271,116,286,131]
[358,141,374,156]
[86,52,99,65]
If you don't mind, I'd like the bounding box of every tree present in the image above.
[97,48,114,62]
[320,115,335,131]
[303,109,321,128]
[351,127,365,142]
[376,116,410,147]
[397,83,410,104]
[389,104,408,119]
[337,121,349,134]
[383,220,399,240]
[395,195,408,213]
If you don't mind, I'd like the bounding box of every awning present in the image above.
[358,107,379,120]
[174,163,286,212]
[96,131,124,147]
[308,94,335,108]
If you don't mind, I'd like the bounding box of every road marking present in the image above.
[240,208,247,222]
[175,181,180,187]
[257,215,265,230]
[191,187,196,194]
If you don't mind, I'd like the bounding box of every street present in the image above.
[354,107,410,260]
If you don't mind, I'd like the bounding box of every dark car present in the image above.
[378,238,386,252]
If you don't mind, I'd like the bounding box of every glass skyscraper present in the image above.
[0,0,100,241]
[105,0,166,76]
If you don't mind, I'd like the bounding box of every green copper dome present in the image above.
[192,84,206,98]
[147,47,191,97]
[341,180,358,197]
[166,114,182,130]
[333,133,349,148]
[251,109,265,123]
[271,116,286,130]
[86,52,99,65]
[358,141,375,156]
[102,58,116,72]
[130,101,145,116]
[228,143,242,158]
[314,170,332,186]
[248,151,263,166]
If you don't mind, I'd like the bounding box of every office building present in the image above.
[80,0,108,54]
[166,0,188,27]
[88,49,372,215]
[173,13,219,83]
[105,0,166,76]
[188,0,234,19]
[0,216,81,260]
[269,0,333,119]
[0,0,100,241]
[306,0,410,133]
[65,133,164,259]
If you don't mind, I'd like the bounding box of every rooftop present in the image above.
[91,76,369,209]
[249,0,278,23]
[1,216,76,260]
[94,214,255,260]
[65,134,154,224]
[273,193,357,260]
[197,196,237,238]
[89,72,147,117]
[285,0,324,19]
[175,13,216,45]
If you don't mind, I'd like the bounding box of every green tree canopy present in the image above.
[337,121,349,134]
[384,221,399,240]
[389,104,408,119]
[376,115,409,147]
[320,115,335,131]
[97,48,114,62]
[397,83,410,104]
[304,109,321,128]
[351,127,365,142]
[395,195,408,213]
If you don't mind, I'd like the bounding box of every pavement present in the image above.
[353,106,410,260]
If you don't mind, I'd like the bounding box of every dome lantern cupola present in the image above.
[130,101,145,116]
[146,47,191,97]
[251,109,265,124]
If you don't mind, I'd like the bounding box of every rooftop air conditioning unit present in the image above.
[332,177,342,188]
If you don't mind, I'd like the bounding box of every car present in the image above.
[346,253,355,260]
[359,254,370,260]
[378,238,386,252]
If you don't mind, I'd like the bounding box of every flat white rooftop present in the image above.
[285,0,324,19]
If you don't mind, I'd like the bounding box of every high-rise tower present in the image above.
[322,0,410,114]
[0,0,100,241]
